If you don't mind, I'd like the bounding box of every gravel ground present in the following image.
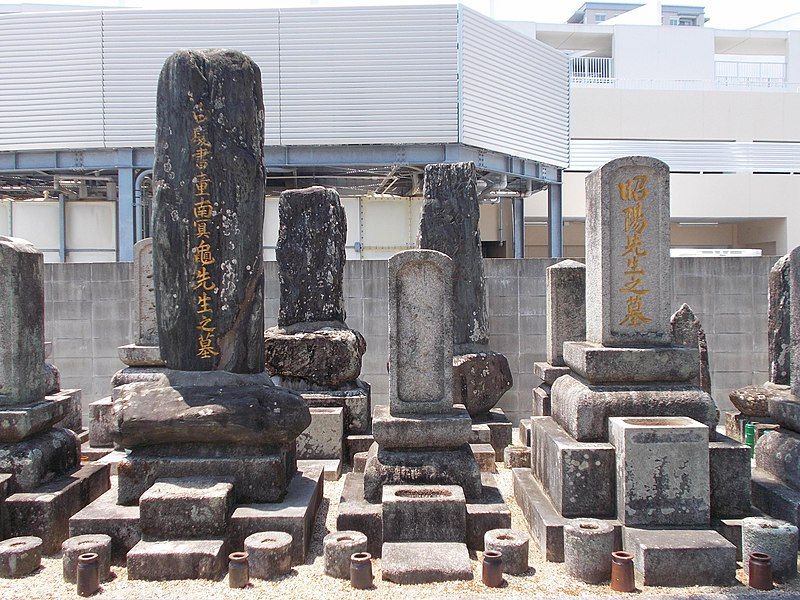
[3,463,800,600]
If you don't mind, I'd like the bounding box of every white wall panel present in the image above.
[102,9,280,147]
[0,11,103,151]
[459,7,570,167]
[278,6,458,145]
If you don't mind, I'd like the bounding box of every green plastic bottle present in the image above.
[744,422,756,457]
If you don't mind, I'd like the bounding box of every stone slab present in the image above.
[133,238,157,346]
[54,389,82,432]
[551,374,718,442]
[372,404,471,449]
[0,397,67,443]
[345,434,374,463]
[534,362,571,386]
[512,468,622,562]
[117,444,295,505]
[714,514,768,561]
[469,423,491,444]
[94,450,126,476]
[546,259,586,367]
[470,443,497,473]
[139,477,234,540]
[473,407,513,461]
[751,467,800,527]
[381,542,472,584]
[610,416,710,527]
[531,416,615,518]
[298,458,341,482]
[300,381,371,435]
[768,253,791,385]
[4,463,110,554]
[363,443,481,503]
[710,435,752,518]
[117,344,164,368]
[519,418,532,447]
[68,481,141,563]
[533,386,551,417]
[791,245,800,397]
[127,539,226,580]
[769,396,800,434]
[563,341,699,385]
[388,249,454,415]
[382,484,466,543]
[229,464,324,565]
[623,527,737,587]
[296,406,344,460]
[0,427,80,492]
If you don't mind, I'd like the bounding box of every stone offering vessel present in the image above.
[69,49,322,581]
[264,185,372,472]
[419,162,513,460]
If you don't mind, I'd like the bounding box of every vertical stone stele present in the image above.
[546,259,586,367]
[768,254,791,385]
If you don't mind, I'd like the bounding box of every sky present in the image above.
[5,0,800,29]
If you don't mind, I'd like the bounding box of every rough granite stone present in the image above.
[335,472,384,557]
[531,416,615,518]
[323,530,368,579]
[0,427,80,492]
[88,397,114,448]
[133,237,157,347]
[742,516,798,582]
[751,467,800,527]
[731,384,792,417]
[62,534,112,583]
[623,527,736,587]
[117,344,164,368]
[111,370,310,448]
[276,186,346,326]
[264,323,364,387]
[452,351,512,417]
[244,531,293,580]
[300,380,371,435]
[551,373,718,442]
[363,444,482,503]
[388,250,453,416]
[769,395,800,433]
[127,539,226,581]
[546,260,586,366]
[769,254,791,385]
[371,404,471,449]
[610,416,710,527]
[139,477,233,539]
[419,162,488,348]
[473,408,513,461]
[484,529,529,574]
[504,445,531,469]
[791,246,800,397]
[381,542,472,584]
[54,389,81,433]
[0,536,42,578]
[670,303,712,393]
[382,485,466,543]
[0,236,47,406]
[296,406,344,460]
[585,156,672,347]
[471,443,497,473]
[755,428,800,491]
[563,519,614,583]
[534,362,571,386]
[0,398,67,443]
[710,435,752,518]
[152,49,265,373]
[563,341,699,384]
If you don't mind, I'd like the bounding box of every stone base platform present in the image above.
[751,467,800,527]
[117,344,165,368]
[127,539,226,581]
[298,458,341,481]
[563,341,699,384]
[381,542,472,584]
[337,472,509,557]
[3,462,110,553]
[471,407,512,461]
[70,465,323,567]
[298,379,372,435]
[373,404,472,449]
[623,527,736,587]
[297,406,344,461]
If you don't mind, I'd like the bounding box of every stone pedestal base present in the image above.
[373,404,471,449]
[0,427,81,492]
[117,344,165,368]
[453,351,513,417]
[563,341,700,384]
[297,406,344,460]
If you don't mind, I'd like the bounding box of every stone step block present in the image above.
[504,445,531,469]
[345,434,374,463]
[465,473,511,551]
[0,427,80,492]
[382,484,466,544]
[710,435,751,518]
[298,458,341,481]
[469,423,491,444]
[531,416,615,518]
[126,539,226,580]
[534,362,570,386]
[229,464,324,566]
[296,406,344,460]
[519,418,532,447]
[139,477,234,540]
[470,443,497,473]
[88,397,115,448]
[68,482,141,564]
[51,389,82,432]
[0,397,67,443]
[533,386,551,417]
[623,527,737,587]
[336,472,383,557]
[473,408,512,461]
[372,404,471,449]
[117,344,165,368]
[381,542,472,584]
[4,463,110,554]
[610,416,710,527]
[80,443,114,462]
[301,381,371,435]
[751,467,800,527]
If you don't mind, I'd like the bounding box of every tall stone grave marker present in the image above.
[264,186,371,469]
[791,246,800,397]
[419,162,513,459]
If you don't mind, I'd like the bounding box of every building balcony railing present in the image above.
[714,60,787,88]
[569,56,613,84]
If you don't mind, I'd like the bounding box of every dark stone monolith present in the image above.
[152,49,265,373]
[670,303,711,394]
[276,186,346,327]
[419,162,488,349]
[769,254,791,386]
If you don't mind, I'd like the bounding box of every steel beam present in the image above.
[547,171,564,258]
[513,194,525,259]
[117,168,135,262]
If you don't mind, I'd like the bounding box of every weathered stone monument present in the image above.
[670,303,711,394]
[726,254,793,441]
[337,249,509,582]
[752,245,800,527]
[264,186,371,478]
[0,236,109,552]
[419,162,513,461]
[69,49,321,580]
[513,157,748,587]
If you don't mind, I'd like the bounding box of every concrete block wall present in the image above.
[46,257,774,424]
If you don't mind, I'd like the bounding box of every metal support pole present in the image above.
[58,193,66,263]
[512,194,524,259]
[134,168,153,243]
[547,170,563,258]
[117,167,135,262]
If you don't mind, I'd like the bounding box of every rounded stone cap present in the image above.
[244,531,293,552]
[564,519,615,538]
[323,531,369,579]
[0,536,42,553]
[484,529,528,548]
[324,530,368,549]
[742,517,798,536]
[62,534,112,554]
[0,536,43,578]
[62,534,112,584]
